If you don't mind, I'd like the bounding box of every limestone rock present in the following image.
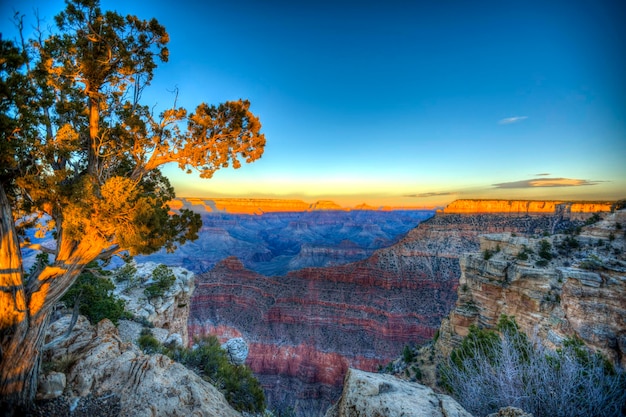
[43,314,242,417]
[113,261,194,347]
[222,337,249,365]
[436,209,626,368]
[325,368,473,417]
[36,372,66,400]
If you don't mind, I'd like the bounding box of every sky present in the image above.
[2,0,625,207]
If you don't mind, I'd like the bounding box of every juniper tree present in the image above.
[0,0,265,408]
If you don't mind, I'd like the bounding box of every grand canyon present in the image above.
[158,198,614,415]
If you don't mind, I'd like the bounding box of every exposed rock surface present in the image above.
[486,407,533,417]
[324,368,472,417]
[436,209,626,367]
[113,261,194,347]
[190,201,594,416]
[40,314,242,417]
[444,199,612,218]
[222,337,249,365]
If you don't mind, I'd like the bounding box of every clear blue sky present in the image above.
[2,0,625,206]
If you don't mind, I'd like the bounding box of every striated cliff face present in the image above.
[436,209,626,368]
[444,199,612,219]
[189,200,600,415]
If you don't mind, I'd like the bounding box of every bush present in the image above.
[483,249,494,260]
[61,262,131,325]
[538,239,553,260]
[144,264,176,299]
[139,334,266,413]
[440,316,626,417]
[403,345,415,363]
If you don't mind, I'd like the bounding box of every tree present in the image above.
[0,0,265,409]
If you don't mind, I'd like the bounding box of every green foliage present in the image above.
[580,254,603,270]
[144,264,176,298]
[535,259,549,267]
[516,244,533,261]
[403,345,415,363]
[483,249,494,260]
[138,334,266,413]
[114,258,139,292]
[538,239,553,260]
[61,262,131,325]
[137,329,162,354]
[585,213,601,225]
[433,329,440,343]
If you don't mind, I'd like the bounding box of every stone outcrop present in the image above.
[443,199,612,218]
[113,262,194,347]
[222,337,249,365]
[324,368,472,417]
[436,209,626,367]
[40,314,241,416]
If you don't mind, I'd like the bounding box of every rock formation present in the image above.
[113,262,194,347]
[324,368,472,417]
[190,200,598,415]
[222,338,249,365]
[443,199,612,218]
[38,314,242,417]
[436,209,626,368]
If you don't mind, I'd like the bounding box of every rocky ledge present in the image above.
[36,314,241,417]
[325,368,472,417]
[436,209,626,367]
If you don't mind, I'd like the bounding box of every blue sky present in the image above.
[2,0,625,206]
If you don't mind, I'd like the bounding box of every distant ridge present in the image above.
[169,197,433,214]
[443,199,613,217]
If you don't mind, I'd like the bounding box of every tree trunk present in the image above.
[0,185,104,411]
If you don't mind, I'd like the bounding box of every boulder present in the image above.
[221,337,249,365]
[325,368,472,417]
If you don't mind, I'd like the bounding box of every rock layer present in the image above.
[437,209,626,367]
[190,202,596,415]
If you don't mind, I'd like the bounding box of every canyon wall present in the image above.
[189,199,603,416]
[436,209,626,368]
[170,197,430,215]
[443,199,612,219]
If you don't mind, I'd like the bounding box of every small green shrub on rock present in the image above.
[61,262,131,325]
[138,334,265,413]
[144,264,176,298]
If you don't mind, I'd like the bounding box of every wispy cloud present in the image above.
[493,177,601,189]
[405,192,455,198]
[498,116,528,125]
[535,173,550,176]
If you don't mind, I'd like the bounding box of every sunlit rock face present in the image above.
[436,209,626,368]
[189,202,596,416]
[443,199,612,219]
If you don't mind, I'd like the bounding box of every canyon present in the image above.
[189,199,613,416]
[136,198,433,276]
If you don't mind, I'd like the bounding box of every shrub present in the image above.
[483,249,494,260]
[403,345,415,363]
[144,264,176,299]
[140,334,266,413]
[538,239,553,260]
[440,316,626,417]
[61,262,131,325]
